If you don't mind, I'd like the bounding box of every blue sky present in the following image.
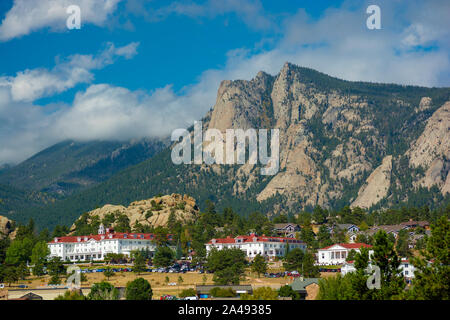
[0,0,449,164]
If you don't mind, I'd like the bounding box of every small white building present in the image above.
[341,258,415,282]
[399,258,415,283]
[206,234,306,260]
[317,243,373,265]
[48,224,170,262]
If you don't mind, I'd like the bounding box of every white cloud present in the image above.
[128,0,274,31]
[0,0,122,41]
[0,42,139,102]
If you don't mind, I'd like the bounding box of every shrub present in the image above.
[126,278,153,300]
[179,288,197,298]
[209,287,235,297]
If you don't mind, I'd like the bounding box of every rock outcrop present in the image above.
[351,156,392,209]
[0,215,15,239]
[196,62,450,211]
[70,194,199,233]
[407,101,450,194]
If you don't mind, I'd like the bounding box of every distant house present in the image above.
[399,220,430,230]
[348,232,358,243]
[317,243,373,265]
[341,258,415,283]
[290,278,320,300]
[399,258,416,283]
[328,224,360,235]
[365,224,407,238]
[195,285,252,299]
[273,223,301,238]
[9,292,43,300]
[408,233,425,249]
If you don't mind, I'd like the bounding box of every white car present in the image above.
[184,296,199,300]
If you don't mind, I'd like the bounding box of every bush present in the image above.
[126,278,153,300]
[55,290,85,300]
[241,287,278,300]
[278,285,300,300]
[88,281,119,300]
[179,288,197,298]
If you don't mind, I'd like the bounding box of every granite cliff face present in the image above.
[201,62,450,211]
[407,101,450,195]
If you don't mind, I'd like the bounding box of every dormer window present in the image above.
[109,234,113,239]
[124,234,128,238]
[54,238,58,243]
[77,237,81,242]
[84,236,88,241]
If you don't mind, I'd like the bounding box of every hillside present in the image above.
[10,63,450,230]
[0,183,55,216]
[70,194,199,235]
[0,138,166,197]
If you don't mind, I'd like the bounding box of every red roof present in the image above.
[207,234,305,245]
[318,243,372,250]
[49,232,172,243]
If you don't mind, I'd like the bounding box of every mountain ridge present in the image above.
[6,63,450,230]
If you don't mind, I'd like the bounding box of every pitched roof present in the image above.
[48,232,172,243]
[273,223,300,229]
[207,234,305,245]
[195,285,252,295]
[318,243,372,251]
[399,220,430,227]
[290,278,320,291]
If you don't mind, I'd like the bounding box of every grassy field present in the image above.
[9,264,336,299]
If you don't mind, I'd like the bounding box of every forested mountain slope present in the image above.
[10,63,450,230]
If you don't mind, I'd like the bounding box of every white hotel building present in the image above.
[317,243,374,265]
[206,234,307,260]
[48,224,171,262]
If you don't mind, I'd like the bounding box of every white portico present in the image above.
[317,243,373,265]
